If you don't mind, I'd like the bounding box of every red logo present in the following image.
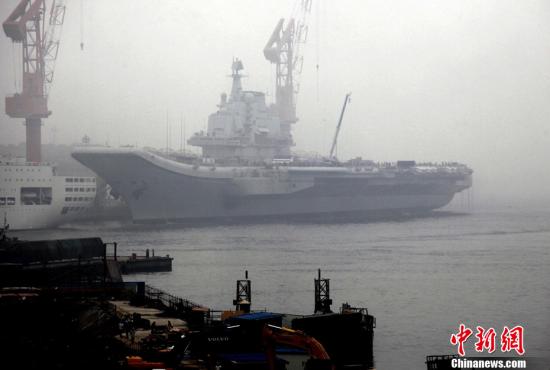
[450,324,473,356]
[501,326,525,355]
[450,324,525,356]
[474,326,496,353]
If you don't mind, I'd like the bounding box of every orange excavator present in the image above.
[262,324,334,370]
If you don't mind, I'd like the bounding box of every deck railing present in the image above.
[143,284,204,314]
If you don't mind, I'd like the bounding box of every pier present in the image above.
[105,243,173,274]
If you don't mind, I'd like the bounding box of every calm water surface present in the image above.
[13,205,550,369]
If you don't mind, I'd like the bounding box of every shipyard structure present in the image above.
[0,1,103,230]
[72,2,472,223]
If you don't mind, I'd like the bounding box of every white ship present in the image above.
[0,157,97,230]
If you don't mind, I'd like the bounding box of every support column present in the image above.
[25,117,42,163]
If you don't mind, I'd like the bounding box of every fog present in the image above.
[1,0,550,205]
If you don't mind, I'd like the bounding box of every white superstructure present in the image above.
[0,158,96,230]
[188,60,293,163]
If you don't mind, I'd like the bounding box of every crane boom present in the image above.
[44,1,66,94]
[329,93,351,161]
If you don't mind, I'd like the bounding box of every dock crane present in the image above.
[329,93,351,161]
[263,0,313,142]
[3,0,66,163]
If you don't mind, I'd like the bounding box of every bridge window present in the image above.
[20,187,52,205]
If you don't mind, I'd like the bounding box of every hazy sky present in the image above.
[1,0,550,204]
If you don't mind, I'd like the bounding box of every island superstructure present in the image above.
[187,59,293,163]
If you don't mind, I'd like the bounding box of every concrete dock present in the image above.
[110,300,187,329]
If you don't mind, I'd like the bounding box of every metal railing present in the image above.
[143,285,204,314]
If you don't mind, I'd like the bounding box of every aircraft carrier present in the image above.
[72,59,472,224]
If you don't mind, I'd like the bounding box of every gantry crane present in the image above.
[263,0,313,142]
[3,0,66,163]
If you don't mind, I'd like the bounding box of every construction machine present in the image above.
[262,324,333,370]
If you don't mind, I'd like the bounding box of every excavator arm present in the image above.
[262,324,333,370]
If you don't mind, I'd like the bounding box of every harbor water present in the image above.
[12,204,550,369]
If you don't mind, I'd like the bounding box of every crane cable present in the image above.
[315,0,320,102]
[11,43,18,92]
[80,0,84,50]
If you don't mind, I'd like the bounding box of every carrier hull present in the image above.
[72,148,471,224]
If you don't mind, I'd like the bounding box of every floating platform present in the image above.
[111,254,173,274]
[104,243,173,274]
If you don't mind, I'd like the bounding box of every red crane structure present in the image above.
[3,0,65,163]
